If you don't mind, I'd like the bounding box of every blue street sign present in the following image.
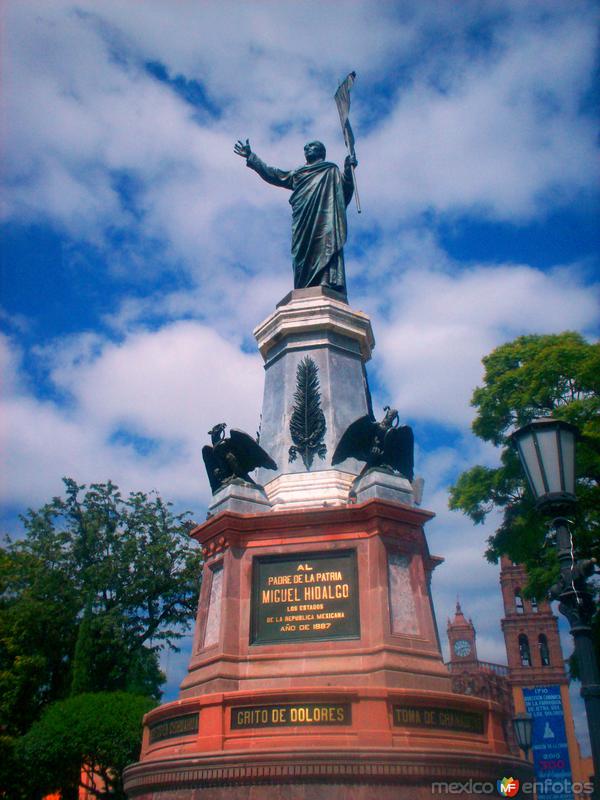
[523,685,573,800]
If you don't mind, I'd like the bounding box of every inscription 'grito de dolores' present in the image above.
[231,702,351,729]
[251,550,359,645]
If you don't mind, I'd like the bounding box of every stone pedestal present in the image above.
[253,287,374,506]
[123,291,533,798]
[207,479,272,517]
[353,468,415,505]
[181,501,447,696]
[262,468,355,510]
[123,500,533,798]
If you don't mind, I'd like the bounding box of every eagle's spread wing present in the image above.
[383,425,414,480]
[332,415,377,465]
[229,429,277,474]
[202,445,221,493]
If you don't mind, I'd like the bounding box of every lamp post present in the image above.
[513,712,533,760]
[511,418,600,798]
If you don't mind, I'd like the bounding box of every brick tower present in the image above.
[500,556,592,796]
[500,556,565,686]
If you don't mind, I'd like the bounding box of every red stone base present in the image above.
[124,749,534,799]
[124,502,534,798]
[124,687,533,798]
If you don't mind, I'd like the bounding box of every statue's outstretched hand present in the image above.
[345,153,358,169]
[234,138,252,159]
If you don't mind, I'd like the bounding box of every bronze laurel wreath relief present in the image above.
[288,356,327,470]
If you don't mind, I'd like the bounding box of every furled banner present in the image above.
[334,71,356,156]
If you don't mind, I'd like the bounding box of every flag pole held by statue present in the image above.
[335,71,361,214]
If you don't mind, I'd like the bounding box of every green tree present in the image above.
[16,691,155,799]
[448,333,600,664]
[0,479,202,741]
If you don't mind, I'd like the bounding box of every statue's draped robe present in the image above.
[247,154,354,293]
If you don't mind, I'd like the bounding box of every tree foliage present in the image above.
[16,691,155,799]
[0,479,202,741]
[448,333,599,665]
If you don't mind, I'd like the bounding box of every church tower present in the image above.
[447,600,478,667]
[500,556,565,686]
[499,556,592,793]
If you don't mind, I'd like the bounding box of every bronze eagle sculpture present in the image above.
[202,423,277,494]
[332,407,414,481]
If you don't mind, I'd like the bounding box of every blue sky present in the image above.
[1,0,598,750]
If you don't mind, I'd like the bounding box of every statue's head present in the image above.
[304,140,326,164]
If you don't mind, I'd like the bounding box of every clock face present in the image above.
[454,639,472,657]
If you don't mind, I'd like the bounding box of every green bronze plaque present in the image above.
[250,549,360,645]
[149,712,199,743]
[392,705,484,734]
[231,702,352,729]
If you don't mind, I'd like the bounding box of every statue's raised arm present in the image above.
[234,138,356,297]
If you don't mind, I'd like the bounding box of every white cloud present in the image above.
[2,0,597,260]
[362,11,598,221]
[1,322,263,510]
[369,260,599,427]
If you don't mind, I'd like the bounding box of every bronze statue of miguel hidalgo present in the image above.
[234,138,357,295]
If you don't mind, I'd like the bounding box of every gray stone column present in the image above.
[253,287,375,509]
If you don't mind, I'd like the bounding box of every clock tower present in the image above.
[447,600,478,665]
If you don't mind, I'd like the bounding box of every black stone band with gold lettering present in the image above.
[250,549,359,645]
[149,713,199,743]
[392,705,484,734]
[231,702,352,729]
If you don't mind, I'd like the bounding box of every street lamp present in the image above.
[511,418,600,798]
[511,418,577,512]
[512,712,533,760]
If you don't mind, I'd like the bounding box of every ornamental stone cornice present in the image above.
[253,288,375,363]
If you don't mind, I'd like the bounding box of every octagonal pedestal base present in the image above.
[124,501,533,799]
[125,752,533,799]
[124,686,533,798]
